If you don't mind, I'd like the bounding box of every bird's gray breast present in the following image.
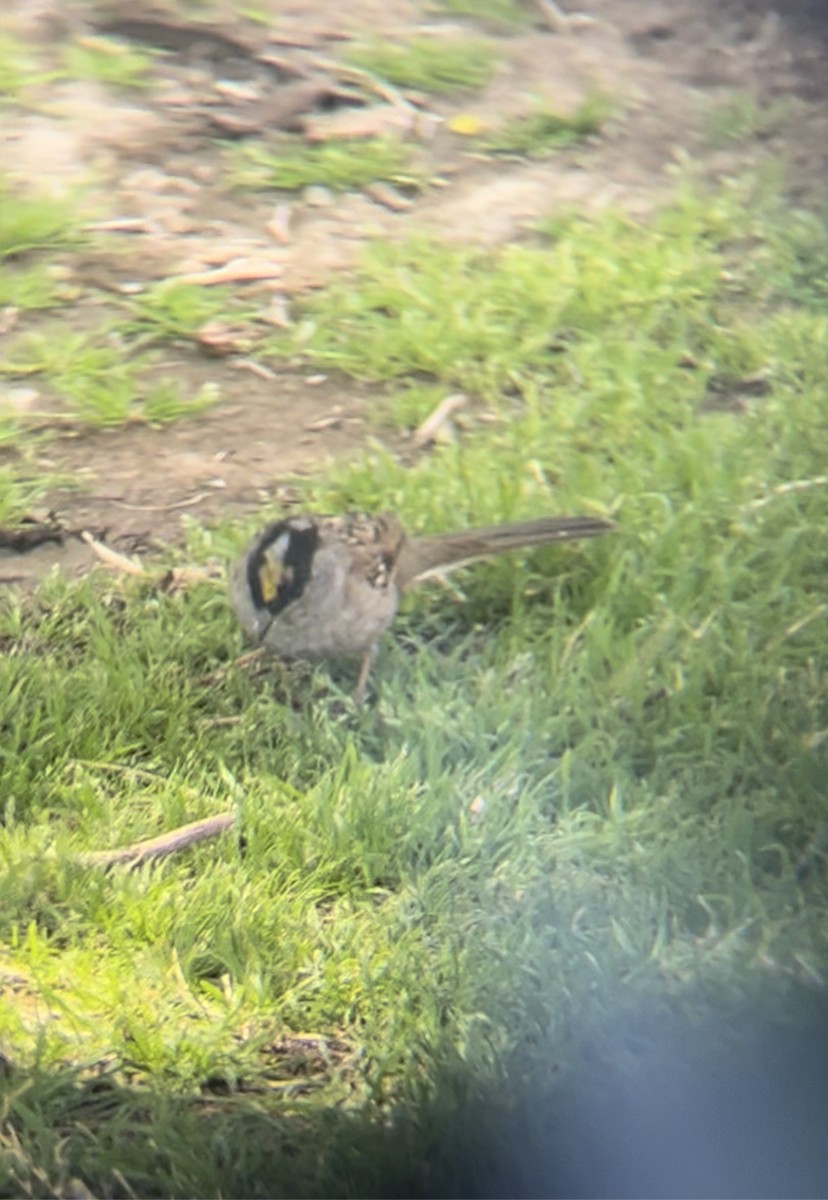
[245,539,399,659]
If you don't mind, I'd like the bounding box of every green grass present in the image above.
[274,170,801,400]
[0,459,55,524]
[0,261,60,311]
[0,28,154,104]
[484,91,613,157]
[761,205,828,307]
[226,136,423,194]
[0,32,35,97]
[120,281,251,343]
[0,31,61,99]
[431,0,530,28]
[0,173,84,521]
[1,329,138,423]
[239,4,274,23]
[704,89,796,147]
[345,35,496,94]
[2,168,828,1196]
[0,175,79,261]
[0,326,222,429]
[0,175,79,316]
[61,36,156,90]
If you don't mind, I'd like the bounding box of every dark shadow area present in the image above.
[770,0,828,32]
[430,987,828,1199]
[726,0,828,79]
[623,0,828,104]
[713,0,828,43]
[3,983,828,1198]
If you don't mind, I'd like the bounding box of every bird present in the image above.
[229,511,613,702]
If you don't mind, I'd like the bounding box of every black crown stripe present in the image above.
[248,520,319,616]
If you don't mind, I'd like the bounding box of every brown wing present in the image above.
[318,512,408,591]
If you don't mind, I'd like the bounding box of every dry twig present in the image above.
[533,0,596,31]
[81,531,146,576]
[172,257,283,287]
[743,476,828,512]
[309,57,416,115]
[413,393,467,448]
[77,812,236,868]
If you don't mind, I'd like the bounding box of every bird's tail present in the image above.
[396,514,613,590]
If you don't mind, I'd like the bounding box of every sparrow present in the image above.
[229,511,612,701]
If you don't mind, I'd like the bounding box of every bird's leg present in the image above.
[354,643,378,707]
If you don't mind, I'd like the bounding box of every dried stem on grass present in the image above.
[78,812,236,868]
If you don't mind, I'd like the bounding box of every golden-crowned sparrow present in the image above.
[230,511,612,700]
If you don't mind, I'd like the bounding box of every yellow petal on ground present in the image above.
[446,113,486,136]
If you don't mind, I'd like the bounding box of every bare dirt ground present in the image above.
[2,0,828,583]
